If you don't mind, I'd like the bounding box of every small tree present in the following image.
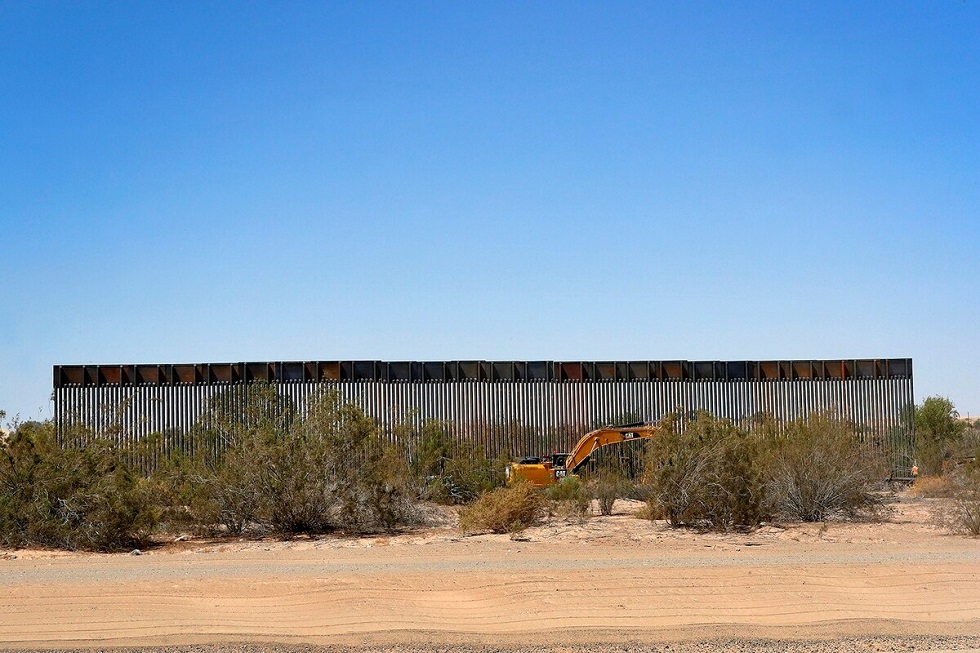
[915,397,966,476]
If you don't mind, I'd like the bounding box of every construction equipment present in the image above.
[506,422,661,488]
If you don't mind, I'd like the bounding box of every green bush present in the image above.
[240,389,417,535]
[765,414,885,522]
[0,421,156,551]
[546,475,591,519]
[458,480,545,534]
[642,412,766,529]
[915,397,967,476]
[410,419,452,479]
[151,387,419,536]
[412,422,505,504]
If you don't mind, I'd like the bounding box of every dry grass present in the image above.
[458,481,545,534]
[908,475,951,498]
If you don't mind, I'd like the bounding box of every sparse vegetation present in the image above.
[0,388,420,549]
[546,475,591,519]
[0,420,157,551]
[186,386,419,535]
[764,414,886,522]
[408,420,506,504]
[4,391,979,549]
[641,412,766,529]
[946,472,980,536]
[928,457,980,536]
[590,462,633,516]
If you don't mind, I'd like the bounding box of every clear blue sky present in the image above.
[1,2,978,421]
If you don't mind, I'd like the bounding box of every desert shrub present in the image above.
[362,442,420,531]
[257,389,416,534]
[943,480,980,536]
[945,468,980,536]
[642,413,766,529]
[931,456,980,536]
[410,419,452,479]
[590,463,633,516]
[546,475,591,519]
[153,388,419,536]
[458,480,545,534]
[422,442,506,505]
[765,414,885,522]
[0,421,156,551]
[914,397,967,476]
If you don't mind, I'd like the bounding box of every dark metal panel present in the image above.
[98,366,122,385]
[304,362,316,382]
[628,361,649,380]
[280,361,305,382]
[491,361,516,381]
[824,360,842,379]
[725,361,748,381]
[340,361,355,381]
[458,361,484,381]
[60,365,86,387]
[388,361,413,381]
[512,361,528,381]
[792,361,813,379]
[693,361,715,381]
[780,362,794,380]
[886,358,912,379]
[424,361,447,382]
[207,363,235,384]
[352,361,378,381]
[615,362,629,381]
[759,361,780,380]
[527,361,551,381]
[135,365,158,386]
[581,362,597,381]
[856,359,878,379]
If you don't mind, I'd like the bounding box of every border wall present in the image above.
[53,358,915,476]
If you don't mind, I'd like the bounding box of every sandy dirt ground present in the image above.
[1,494,979,653]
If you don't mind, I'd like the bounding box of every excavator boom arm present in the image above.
[563,424,660,474]
[507,422,661,487]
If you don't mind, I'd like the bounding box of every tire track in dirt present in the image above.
[3,499,979,649]
[2,545,978,647]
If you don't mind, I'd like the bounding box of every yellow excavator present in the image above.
[506,422,661,488]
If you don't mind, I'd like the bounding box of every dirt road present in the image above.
[1,498,979,652]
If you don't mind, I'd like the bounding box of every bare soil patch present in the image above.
[1,493,978,652]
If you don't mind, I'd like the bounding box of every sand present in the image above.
[1,494,978,652]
